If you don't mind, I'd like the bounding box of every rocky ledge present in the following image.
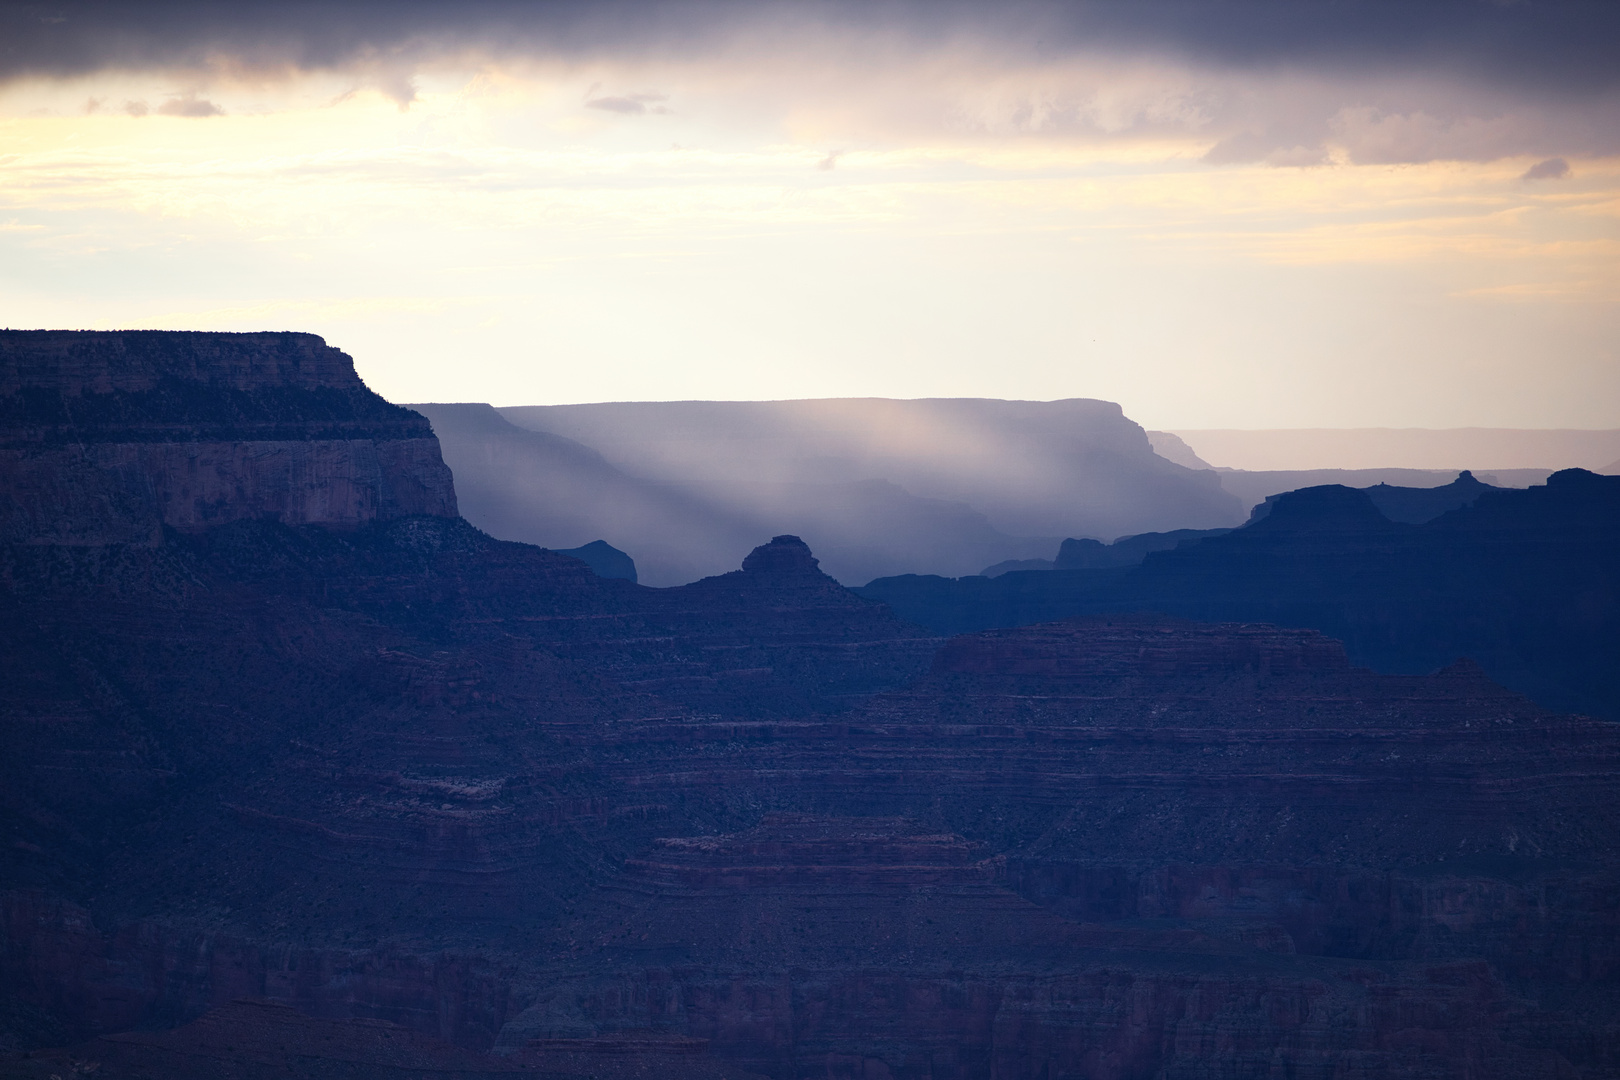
[0,331,457,543]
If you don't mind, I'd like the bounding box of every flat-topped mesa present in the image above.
[0,329,363,396]
[1245,483,1403,531]
[0,330,457,543]
[933,616,1351,678]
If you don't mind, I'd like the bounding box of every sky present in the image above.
[0,1,1616,429]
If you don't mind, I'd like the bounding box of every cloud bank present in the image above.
[2,1,1617,162]
[1,2,1615,429]
[3,2,1617,89]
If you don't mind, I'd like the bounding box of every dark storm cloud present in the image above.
[1522,156,1571,179]
[0,1,651,80]
[2,1,1617,95]
[1031,0,1620,94]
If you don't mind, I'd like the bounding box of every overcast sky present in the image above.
[0,1,1616,427]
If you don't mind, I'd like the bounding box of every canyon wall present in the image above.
[0,331,456,544]
[429,398,1243,585]
[4,336,1619,1078]
[11,595,1616,1076]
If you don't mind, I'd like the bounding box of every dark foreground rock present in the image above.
[9,611,1616,1077]
[2,334,1618,1079]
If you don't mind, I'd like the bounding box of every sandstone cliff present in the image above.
[0,331,457,543]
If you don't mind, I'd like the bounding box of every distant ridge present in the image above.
[860,468,1620,719]
[414,401,1054,586]
[1174,427,1620,472]
[481,398,1240,585]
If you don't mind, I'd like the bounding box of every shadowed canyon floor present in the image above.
[3,332,1619,1079]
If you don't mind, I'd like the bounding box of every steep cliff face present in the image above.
[0,331,457,543]
[416,401,1059,587]
[498,398,1242,543]
[439,397,1242,585]
[4,337,1618,1079]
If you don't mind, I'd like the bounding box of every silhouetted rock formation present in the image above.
[860,470,1620,718]
[1243,469,1498,525]
[1215,466,1551,517]
[1054,527,1234,568]
[1245,481,1401,533]
[596,534,936,716]
[979,528,1233,577]
[739,534,818,574]
[5,336,1619,1079]
[1362,468,1497,522]
[0,331,456,544]
[555,538,638,581]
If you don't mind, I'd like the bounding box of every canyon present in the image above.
[416,399,1240,586]
[417,402,1584,588]
[860,471,1620,721]
[0,330,457,545]
[2,332,1618,1079]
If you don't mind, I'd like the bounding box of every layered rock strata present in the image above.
[4,337,1619,1079]
[0,330,456,543]
[0,522,937,1061]
[6,527,1618,1076]
[501,619,1620,1077]
[624,814,1002,888]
